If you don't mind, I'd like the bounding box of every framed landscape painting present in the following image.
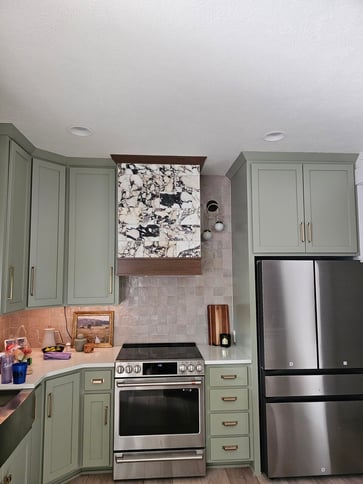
[72,311,114,347]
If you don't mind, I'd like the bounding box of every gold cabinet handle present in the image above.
[222,420,238,427]
[300,222,305,242]
[47,393,53,418]
[222,445,239,451]
[109,266,114,294]
[30,266,35,296]
[222,396,237,402]
[307,222,312,243]
[91,378,105,385]
[7,266,14,300]
[104,405,109,426]
[221,374,237,380]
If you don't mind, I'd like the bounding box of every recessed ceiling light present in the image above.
[68,126,93,137]
[263,131,285,142]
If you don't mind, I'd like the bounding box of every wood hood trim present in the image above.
[117,257,202,276]
[111,154,206,168]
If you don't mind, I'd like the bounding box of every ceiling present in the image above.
[1,1,363,175]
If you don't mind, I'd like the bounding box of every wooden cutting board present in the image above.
[207,304,230,345]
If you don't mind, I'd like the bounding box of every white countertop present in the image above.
[198,344,251,365]
[0,343,251,390]
[0,347,121,390]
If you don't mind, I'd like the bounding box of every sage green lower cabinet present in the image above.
[43,372,80,484]
[30,384,45,484]
[0,430,32,484]
[206,365,252,465]
[81,369,113,469]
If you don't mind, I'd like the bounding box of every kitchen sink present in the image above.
[0,390,21,406]
[0,389,35,466]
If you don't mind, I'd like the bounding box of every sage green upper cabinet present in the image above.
[303,164,357,253]
[251,163,357,255]
[67,167,116,305]
[0,138,31,313]
[28,159,65,307]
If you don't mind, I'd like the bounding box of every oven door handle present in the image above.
[115,454,204,464]
[116,380,202,388]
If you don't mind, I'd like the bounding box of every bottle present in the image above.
[1,353,13,384]
[65,342,71,353]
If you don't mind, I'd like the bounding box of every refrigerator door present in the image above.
[266,400,363,478]
[258,260,317,370]
[315,260,363,369]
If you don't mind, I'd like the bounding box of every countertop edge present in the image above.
[0,344,252,390]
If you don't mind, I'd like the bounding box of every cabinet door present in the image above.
[1,140,31,313]
[1,430,31,484]
[251,163,305,253]
[43,372,80,483]
[28,159,65,307]
[67,167,116,304]
[303,164,357,254]
[82,393,111,468]
[30,384,44,484]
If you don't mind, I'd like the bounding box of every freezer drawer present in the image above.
[265,400,363,478]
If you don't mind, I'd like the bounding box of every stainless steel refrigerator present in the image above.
[257,259,363,478]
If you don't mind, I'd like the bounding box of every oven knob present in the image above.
[116,365,124,374]
[187,364,195,373]
[125,365,133,374]
[179,364,187,373]
[196,364,203,372]
[134,365,141,373]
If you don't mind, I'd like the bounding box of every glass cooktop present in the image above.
[116,342,202,361]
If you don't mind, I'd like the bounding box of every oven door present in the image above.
[114,376,205,451]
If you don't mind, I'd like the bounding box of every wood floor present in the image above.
[69,468,363,483]
[69,467,257,483]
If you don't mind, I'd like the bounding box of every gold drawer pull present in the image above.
[91,378,105,385]
[221,374,237,380]
[222,396,237,402]
[223,445,239,451]
[222,420,238,427]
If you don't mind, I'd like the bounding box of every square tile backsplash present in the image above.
[0,175,233,348]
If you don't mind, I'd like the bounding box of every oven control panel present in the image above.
[115,360,204,377]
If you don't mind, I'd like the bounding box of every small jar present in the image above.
[74,334,87,352]
[219,333,231,348]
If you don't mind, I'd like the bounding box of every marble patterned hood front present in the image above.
[117,163,201,258]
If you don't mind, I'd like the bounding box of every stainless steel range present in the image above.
[113,342,206,481]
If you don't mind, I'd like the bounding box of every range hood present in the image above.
[111,154,206,275]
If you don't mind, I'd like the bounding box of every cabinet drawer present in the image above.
[210,412,249,436]
[209,366,248,387]
[210,436,250,462]
[210,388,248,412]
[84,370,112,391]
